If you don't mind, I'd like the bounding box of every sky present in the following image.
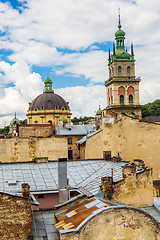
[0,0,160,127]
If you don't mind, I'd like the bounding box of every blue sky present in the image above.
[0,0,160,127]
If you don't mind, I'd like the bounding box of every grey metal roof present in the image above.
[32,211,59,240]
[28,92,69,111]
[56,124,94,136]
[75,129,102,145]
[0,160,128,195]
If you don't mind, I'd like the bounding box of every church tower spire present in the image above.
[104,13,142,119]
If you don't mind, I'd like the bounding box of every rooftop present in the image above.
[55,124,95,136]
[0,160,130,195]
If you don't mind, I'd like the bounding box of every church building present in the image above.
[27,77,72,125]
[104,14,142,118]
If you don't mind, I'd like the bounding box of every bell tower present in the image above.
[104,13,142,118]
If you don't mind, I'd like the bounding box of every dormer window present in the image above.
[47,100,51,103]
[34,107,38,111]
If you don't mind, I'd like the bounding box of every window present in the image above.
[38,194,44,199]
[47,120,52,124]
[68,138,72,145]
[127,66,131,73]
[129,94,133,104]
[118,66,121,73]
[111,96,113,104]
[35,121,38,123]
[120,95,124,104]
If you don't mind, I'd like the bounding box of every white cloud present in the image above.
[0,0,160,125]
[56,85,106,117]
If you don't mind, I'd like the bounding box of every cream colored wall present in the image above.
[0,137,67,162]
[85,131,104,159]
[82,116,160,180]
[60,208,160,240]
[27,109,71,125]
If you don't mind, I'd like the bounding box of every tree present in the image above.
[0,126,9,135]
[71,116,94,124]
[142,99,160,118]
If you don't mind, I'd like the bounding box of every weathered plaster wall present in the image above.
[0,136,67,162]
[83,116,160,179]
[100,166,153,206]
[0,192,31,240]
[60,208,160,240]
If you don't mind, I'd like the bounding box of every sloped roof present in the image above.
[0,160,128,195]
[75,129,102,145]
[56,124,94,136]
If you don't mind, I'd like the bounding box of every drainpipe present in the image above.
[58,158,69,204]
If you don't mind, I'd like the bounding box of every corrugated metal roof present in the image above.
[56,124,94,136]
[0,160,127,195]
[54,197,117,233]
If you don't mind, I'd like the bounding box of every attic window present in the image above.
[62,107,64,111]
[7,180,17,186]
[48,100,52,103]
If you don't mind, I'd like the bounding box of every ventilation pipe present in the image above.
[58,158,69,204]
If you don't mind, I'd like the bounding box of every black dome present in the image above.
[28,92,69,111]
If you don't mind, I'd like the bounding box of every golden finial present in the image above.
[118,8,120,17]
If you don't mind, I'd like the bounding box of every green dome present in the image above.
[96,109,102,115]
[96,105,102,115]
[115,50,131,59]
[10,117,20,125]
[115,29,125,38]
[61,117,68,123]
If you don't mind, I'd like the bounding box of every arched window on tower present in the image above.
[109,97,110,105]
[120,95,124,105]
[118,66,121,73]
[127,66,131,74]
[129,94,133,104]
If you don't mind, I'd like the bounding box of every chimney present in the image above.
[22,183,31,199]
[58,158,68,204]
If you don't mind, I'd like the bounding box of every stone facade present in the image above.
[100,163,153,206]
[104,15,142,118]
[0,136,67,162]
[0,192,31,240]
[27,109,71,125]
[60,208,160,240]
[18,124,54,138]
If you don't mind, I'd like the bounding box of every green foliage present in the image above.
[20,119,27,124]
[142,99,160,118]
[71,116,94,124]
[0,126,9,135]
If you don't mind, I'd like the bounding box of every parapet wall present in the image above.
[18,124,54,138]
[100,161,153,206]
[0,136,67,162]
